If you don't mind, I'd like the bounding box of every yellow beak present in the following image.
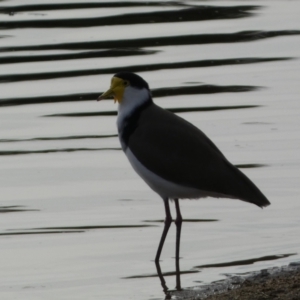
[97,77,125,103]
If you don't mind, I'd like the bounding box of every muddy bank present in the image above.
[173,262,300,299]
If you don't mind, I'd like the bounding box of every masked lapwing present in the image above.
[98,72,270,262]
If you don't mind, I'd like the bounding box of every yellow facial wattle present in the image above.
[97,77,126,103]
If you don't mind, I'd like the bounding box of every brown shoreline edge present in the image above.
[172,262,300,300]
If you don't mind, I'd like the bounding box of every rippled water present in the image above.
[0,1,299,299]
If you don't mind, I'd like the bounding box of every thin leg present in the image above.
[174,198,182,261]
[174,198,182,290]
[155,198,172,262]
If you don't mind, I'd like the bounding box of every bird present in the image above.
[97,72,270,263]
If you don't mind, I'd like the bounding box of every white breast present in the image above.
[125,148,211,200]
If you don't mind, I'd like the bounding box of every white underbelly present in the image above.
[125,148,211,200]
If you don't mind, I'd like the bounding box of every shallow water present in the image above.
[0,1,299,299]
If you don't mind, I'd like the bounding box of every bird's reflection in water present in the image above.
[155,259,180,299]
[175,259,181,291]
[155,261,171,299]
[155,259,199,299]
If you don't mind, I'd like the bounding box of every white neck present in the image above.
[117,86,150,132]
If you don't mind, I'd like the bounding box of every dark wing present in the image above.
[127,103,270,207]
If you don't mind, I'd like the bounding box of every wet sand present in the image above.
[174,263,300,300]
[206,265,300,300]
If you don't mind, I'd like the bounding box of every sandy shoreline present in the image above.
[172,262,300,299]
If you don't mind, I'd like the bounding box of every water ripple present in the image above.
[0,134,117,143]
[0,6,257,29]
[0,84,260,106]
[1,224,156,236]
[0,205,39,213]
[45,105,260,118]
[0,1,189,14]
[0,57,289,83]
[0,148,121,156]
[194,254,297,269]
[1,30,299,52]
[0,49,159,64]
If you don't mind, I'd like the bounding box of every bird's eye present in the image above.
[123,81,129,86]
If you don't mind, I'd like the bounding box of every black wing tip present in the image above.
[258,199,271,209]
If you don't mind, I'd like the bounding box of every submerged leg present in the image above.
[155,197,172,262]
[174,198,182,261]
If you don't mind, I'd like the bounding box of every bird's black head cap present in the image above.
[114,72,149,90]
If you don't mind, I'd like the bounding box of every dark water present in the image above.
[0,1,299,299]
